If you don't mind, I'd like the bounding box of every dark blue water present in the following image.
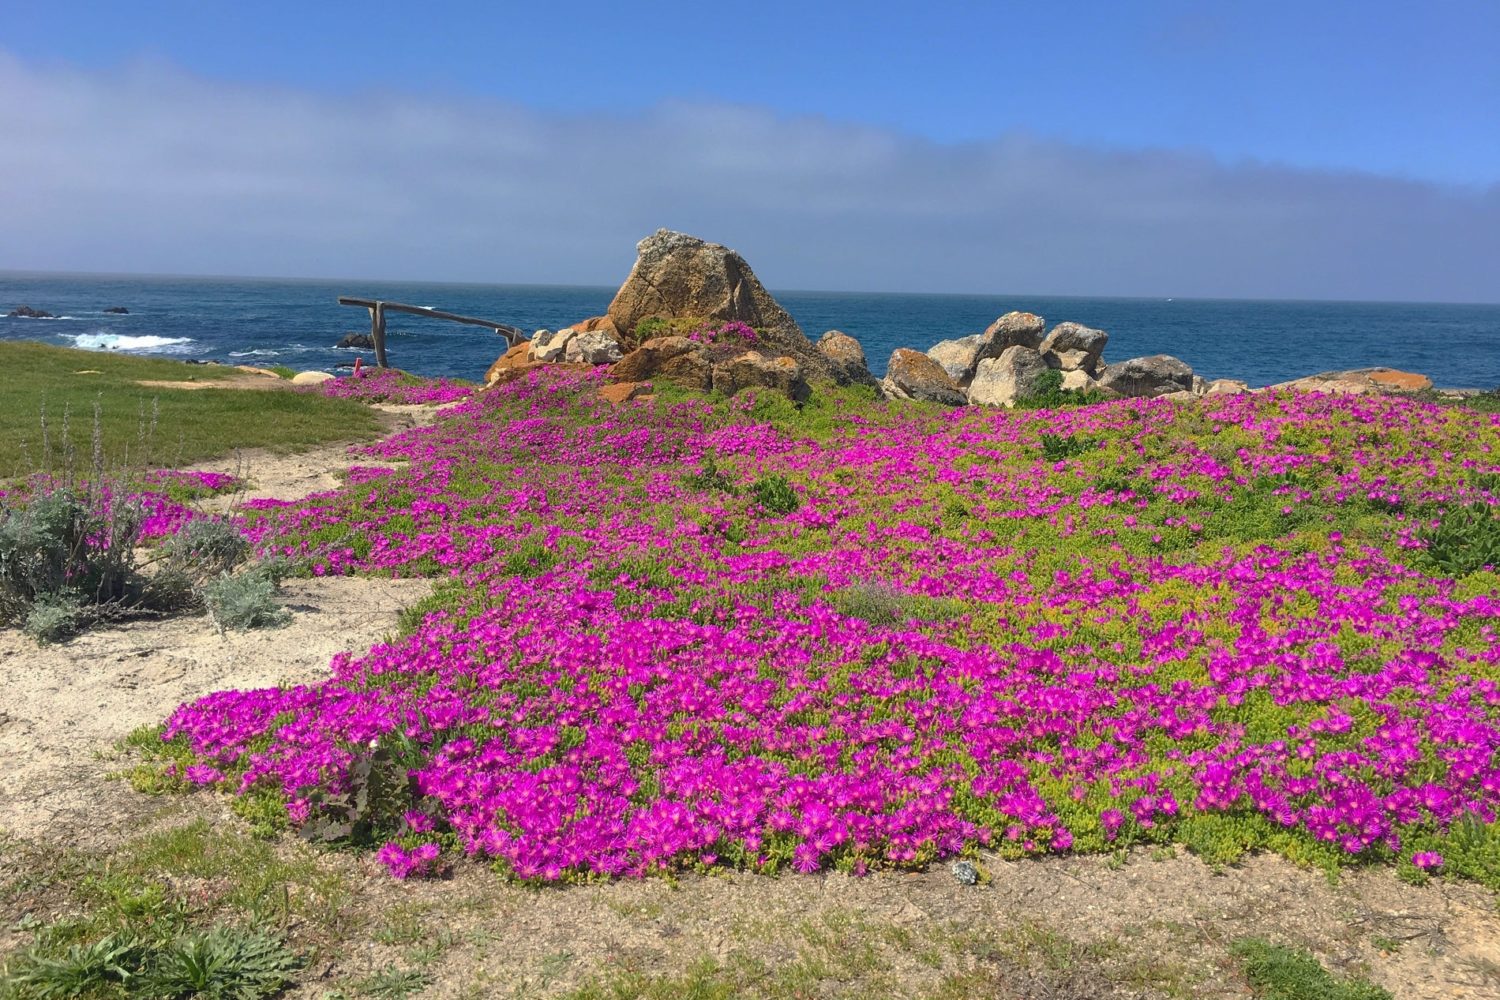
[2,272,1497,388]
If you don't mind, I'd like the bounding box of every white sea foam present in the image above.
[229,349,282,358]
[66,332,195,353]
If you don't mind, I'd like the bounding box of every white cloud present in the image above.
[1,53,1496,301]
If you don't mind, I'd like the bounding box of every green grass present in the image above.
[1230,938,1391,1000]
[0,342,382,478]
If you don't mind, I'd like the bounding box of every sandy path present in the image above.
[0,405,443,843]
[184,402,439,508]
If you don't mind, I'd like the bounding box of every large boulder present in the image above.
[981,311,1047,352]
[609,335,712,392]
[968,346,1051,407]
[926,335,984,386]
[606,229,830,379]
[711,352,811,402]
[1097,355,1195,398]
[529,328,575,363]
[881,348,966,406]
[1039,322,1108,373]
[818,330,877,386]
[290,370,335,386]
[565,330,623,365]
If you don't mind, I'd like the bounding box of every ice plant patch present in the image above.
[153,371,1500,882]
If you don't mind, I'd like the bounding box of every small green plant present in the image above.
[2,933,144,999]
[352,966,432,1000]
[1040,433,1095,461]
[748,474,799,515]
[140,926,301,1000]
[0,486,148,641]
[1014,369,1111,410]
[164,518,252,577]
[1230,937,1391,1000]
[1419,502,1500,576]
[202,563,291,634]
[297,745,415,845]
[683,453,739,496]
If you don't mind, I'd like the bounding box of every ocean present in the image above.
[2,272,1497,389]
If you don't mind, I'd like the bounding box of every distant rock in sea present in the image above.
[103,306,129,314]
[335,332,375,349]
[8,305,54,319]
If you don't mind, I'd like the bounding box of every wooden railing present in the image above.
[337,297,526,368]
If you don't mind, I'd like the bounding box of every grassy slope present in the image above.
[0,343,382,478]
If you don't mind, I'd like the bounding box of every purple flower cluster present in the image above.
[158,373,1500,881]
[313,368,476,405]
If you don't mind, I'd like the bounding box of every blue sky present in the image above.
[2,1,1497,299]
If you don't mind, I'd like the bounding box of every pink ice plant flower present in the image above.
[150,371,1500,881]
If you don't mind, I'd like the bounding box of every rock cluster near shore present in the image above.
[483,229,1439,405]
[905,317,1215,407]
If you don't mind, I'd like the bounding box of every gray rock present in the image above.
[564,330,624,365]
[529,328,574,363]
[1060,369,1105,394]
[881,348,966,406]
[967,346,1050,407]
[818,330,877,386]
[951,860,979,886]
[1038,322,1109,373]
[710,351,811,402]
[926,335,984,386]
[981,311,1047,351]
[1097,355,1195,398]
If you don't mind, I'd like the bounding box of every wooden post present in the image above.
[372,302,389,368]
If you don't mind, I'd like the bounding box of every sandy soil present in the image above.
[0,574,433,845]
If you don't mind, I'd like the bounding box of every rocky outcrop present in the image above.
[1272,368,1433,395]
[927,312,1051,388]
[881,349,966,406]
[564,330,623,365]
[103,306,129,315]
[982,312,1047,352]
[1038,322,1108,373]
[711,352,811,402]
[563,315,620,339]
[1097,355,1195,398]
[7,305,53,319]
[818,330,877,386]
[335,332,375,350]
[609,336,713,392]
[484,341,534,384]
[968,347,1052,407]
[926,336,984,386]
[605,229,830,379]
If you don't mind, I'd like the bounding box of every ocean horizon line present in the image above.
[3,268,1497,311]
